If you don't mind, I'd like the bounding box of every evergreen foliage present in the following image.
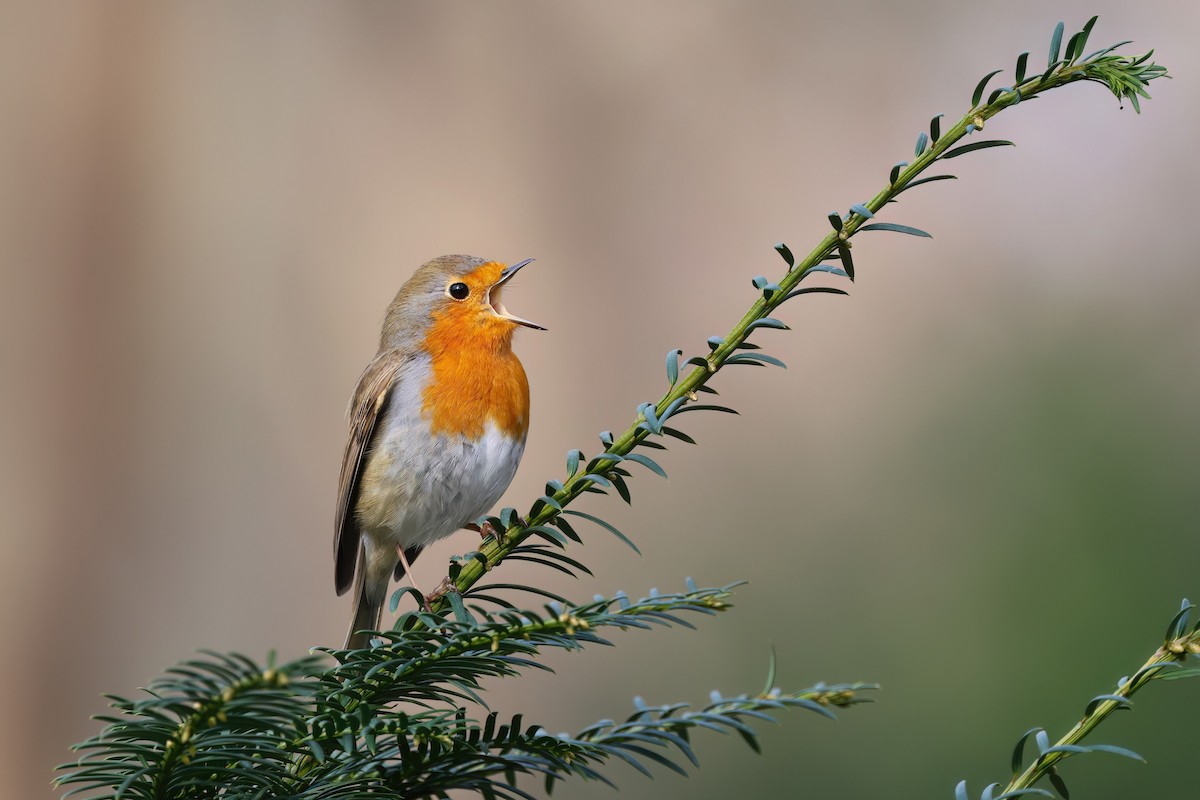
[56,17,1189,800]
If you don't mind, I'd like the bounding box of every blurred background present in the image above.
[3,2,1198,798]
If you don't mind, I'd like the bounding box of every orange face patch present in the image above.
[419,262,531,440]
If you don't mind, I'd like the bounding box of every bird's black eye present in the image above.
[448,282,470,300]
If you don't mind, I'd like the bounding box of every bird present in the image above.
[334,254,542,649]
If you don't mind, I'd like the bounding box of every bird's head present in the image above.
[382,255,543,352]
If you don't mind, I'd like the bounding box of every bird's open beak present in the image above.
[488,258,545,330]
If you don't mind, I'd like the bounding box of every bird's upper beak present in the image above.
[488,258,545,330]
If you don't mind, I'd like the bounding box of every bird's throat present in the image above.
[420,311,529,441]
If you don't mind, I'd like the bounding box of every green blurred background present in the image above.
[3,2,1198,798]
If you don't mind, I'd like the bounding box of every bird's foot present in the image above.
[424,576,457,608]
[466,516,528,545]
[467,520,501,543]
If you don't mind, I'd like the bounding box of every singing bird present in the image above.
[335,255,542,649]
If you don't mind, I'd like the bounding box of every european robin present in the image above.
[334,255,542,649]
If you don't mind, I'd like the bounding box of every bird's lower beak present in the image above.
[489,258,545,330]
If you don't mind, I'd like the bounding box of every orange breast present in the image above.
[419,307,530,441]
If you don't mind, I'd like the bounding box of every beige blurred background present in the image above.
[3,2,1199,798]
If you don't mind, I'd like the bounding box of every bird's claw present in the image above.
[466,516,529,545]
[467,520,503,543]
[424,576,457,607]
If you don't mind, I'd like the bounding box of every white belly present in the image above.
[355,415,526,552]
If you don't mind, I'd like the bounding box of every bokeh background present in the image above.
[3,2,1198,798]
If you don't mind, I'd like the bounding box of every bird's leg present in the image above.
[395,544,433,612]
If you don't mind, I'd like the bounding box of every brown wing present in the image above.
[334,350,406,595]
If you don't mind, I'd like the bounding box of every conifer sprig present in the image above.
[426,16,1170,619]
[956,600,1200,800]
[57,585,877,798]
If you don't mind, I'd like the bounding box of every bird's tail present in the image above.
[344,563,389,650]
